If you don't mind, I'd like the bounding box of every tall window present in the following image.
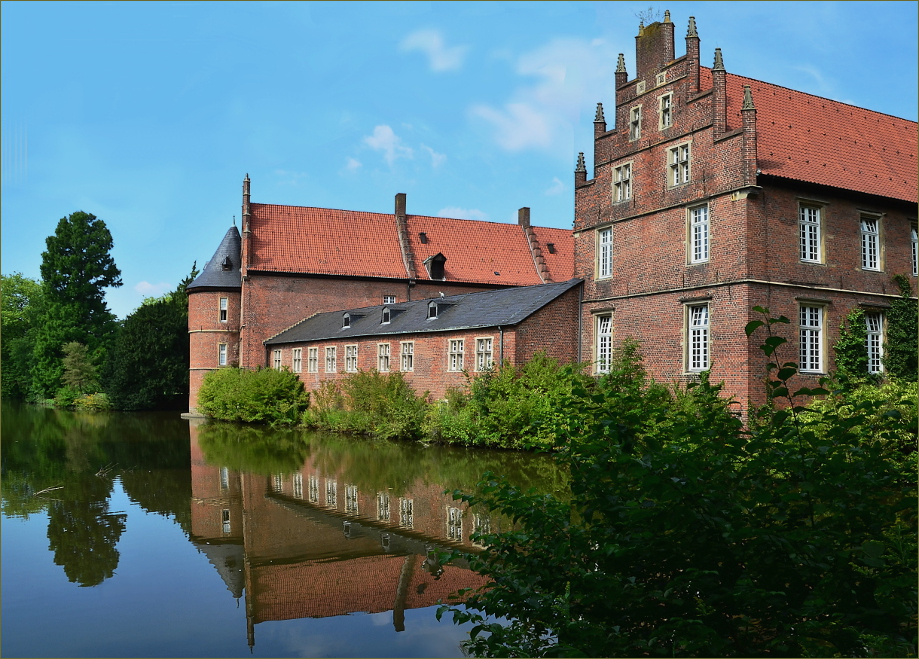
[308,475,319,503]
[598,227,613,279]
[596,315,612,374]
[292,348,302,373]
[307,347,318,373]
[399,498,414,528]
[668,144,690,186]
[345,345,358,372]
[689,205,710,263]
[222,509,231,534]
[377,493,390,521]
[799,205,822,263]
[912,225,918,276]
[860,216,880,270]
[219,297,228,322]
[629,106,641,140]
[292,473,303,499]
[345,484,359,513]
[325,346,337,373]
[326,480,337,507]
[659,93,673,128]
[476,337,493,371]
[448,507,463,540]
[865,312,884,374]
[799,305,823,373]
[613,163,632,201]
[273,350,282,369]
[687,304,710,372]
[400,342,414,371]
[378,343,390,372]
[448,339,464,371]
[218,343,227,366]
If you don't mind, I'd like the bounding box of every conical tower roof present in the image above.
[187,226,242,290]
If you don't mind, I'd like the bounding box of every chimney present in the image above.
[517,207,531,228]
[393,193,416,279]
[635,12,675,81]
[615,53,628,90]
[741,85,758,185]
[712,48,727,136]
[395,192,406,218]
[242,174,251,233]
[685,16,700,94]
[575,152,587,187]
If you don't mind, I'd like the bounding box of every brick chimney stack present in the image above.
[394,193,416,279]
[712,48,727,136]
[685,16,700,94]
[741,85,758,185]
[635,10,675,81]
[575,152,587,187]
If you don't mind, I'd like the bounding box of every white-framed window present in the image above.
[381,308,391,324]
[911,225,918,276]
[345,345,358,372]
[668,143,690,186]
[686,304,710,372]
[218,343,228,366]
[597,227,613,279]
[219,466,229,490]
[399,498,414,528]
[428,301,438,319]
[378,343,390,372]
[475,337,494,371]
[273,473,284,493]
[342,313,351,329]
[325,346,337,373]
[689,205,710,263]
[865,312,884,374]
[473,513,491,547]
[293,473,303,499]
[222,509,231,534]
[292,348,302,373]
[345,484,359,513]
[377,493,390,521]
[860,215,881,271]
[595,314,612,374]
[799,305,824,373]
[307,347,318,373]
[629,106,641,140]
[219,297,228,322]
[273,350,282,369]
[326,480,337,507]
[799,204,823,263]
[383,295,396,304]
[659,93,673,129]
[448,507,463,540]
[448,339,464,371]
[308,475,319,503]
[613,163,632,202]
[400,341,414,371]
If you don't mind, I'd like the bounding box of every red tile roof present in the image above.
[700,67,917,203]
[248,203,575,284]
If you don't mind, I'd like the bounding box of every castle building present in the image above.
[574,12,917,410]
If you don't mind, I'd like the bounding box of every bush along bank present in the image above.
[196,366,310,426]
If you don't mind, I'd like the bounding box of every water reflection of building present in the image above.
[188,422,490,649]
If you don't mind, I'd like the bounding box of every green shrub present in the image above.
[73,392,113,412]
[53,386,81,409]
[197,367,310,426]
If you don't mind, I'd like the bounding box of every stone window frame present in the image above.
[219,297,228,323]
[658,91,673,129]
[307,347,318,373]
[596,226,613,280]
[272,349,282,370]
[292,347,302,373]
[218,343,228,366]
[629,105,642,141]
[475,336,494,372]
[667,141,691,187]
[613,161,632,203]
[594,312,613,375]
[798,303,826,374]
[687,203,710,264]
[377,342,391,372]
[859,212,883,272]
[325,346,337,373]
[865,311,884,374]
[684,302,711,373]
[911,222,918,277]
[448,338,464,372]
[798,199,826,264]
[400,341,414,372]
[345,344,358,372]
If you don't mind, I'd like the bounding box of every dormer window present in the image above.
[423,252,447,280]
[221,256,233,271]
[427,301,438,319]
[546,243,556,254]
[382,308,391,324]
[342,313,351,329]
[419,232,428,244]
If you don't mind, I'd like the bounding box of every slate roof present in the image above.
[699,67,917,203]
[265,278,582,345]
[187,226,242,290]
[247,203,574,284]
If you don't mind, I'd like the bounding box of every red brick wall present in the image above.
[514,284,581,364]
[188,289,241,413]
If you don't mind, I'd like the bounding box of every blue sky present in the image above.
[2,1,916,319]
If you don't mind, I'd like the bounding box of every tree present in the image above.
[103,263,198,411]
[883,275,918,381]
[31,211,122,398]
[1,273,44,398]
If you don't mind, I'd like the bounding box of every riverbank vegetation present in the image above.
[437,308,917,658]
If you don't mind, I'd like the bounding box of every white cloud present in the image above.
[400,29,468,72]
[470,102,553,151]
[363,125,413,165]
[345,157,362,171]
[438,206,488,222]
[544,176,565,195]
[420,143,446,168]
[134,280,171,297]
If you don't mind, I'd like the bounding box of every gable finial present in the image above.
[594,102,606,123]
[713,47,725,71]
[575,152,587,173]
[663,9,671,23]
[742,85,756,111]
[638,19,644,35]
[687,16,698,37]
[233,215,236,227]
[616,53,627,73]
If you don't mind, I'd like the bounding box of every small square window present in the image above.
[383,295,396,304]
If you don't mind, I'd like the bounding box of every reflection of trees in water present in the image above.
[197,422,311,475]
[46,476,127,587]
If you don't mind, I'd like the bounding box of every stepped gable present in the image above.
[405,215,571,285]
[529,225,575,281]
[248,204,407,278]
[187,226,242,289]
[698,67,918,202]
[265,278,582,345]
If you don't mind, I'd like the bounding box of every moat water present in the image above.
[1,400,567,658]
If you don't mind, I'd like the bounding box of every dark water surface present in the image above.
[1,400,567,658]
